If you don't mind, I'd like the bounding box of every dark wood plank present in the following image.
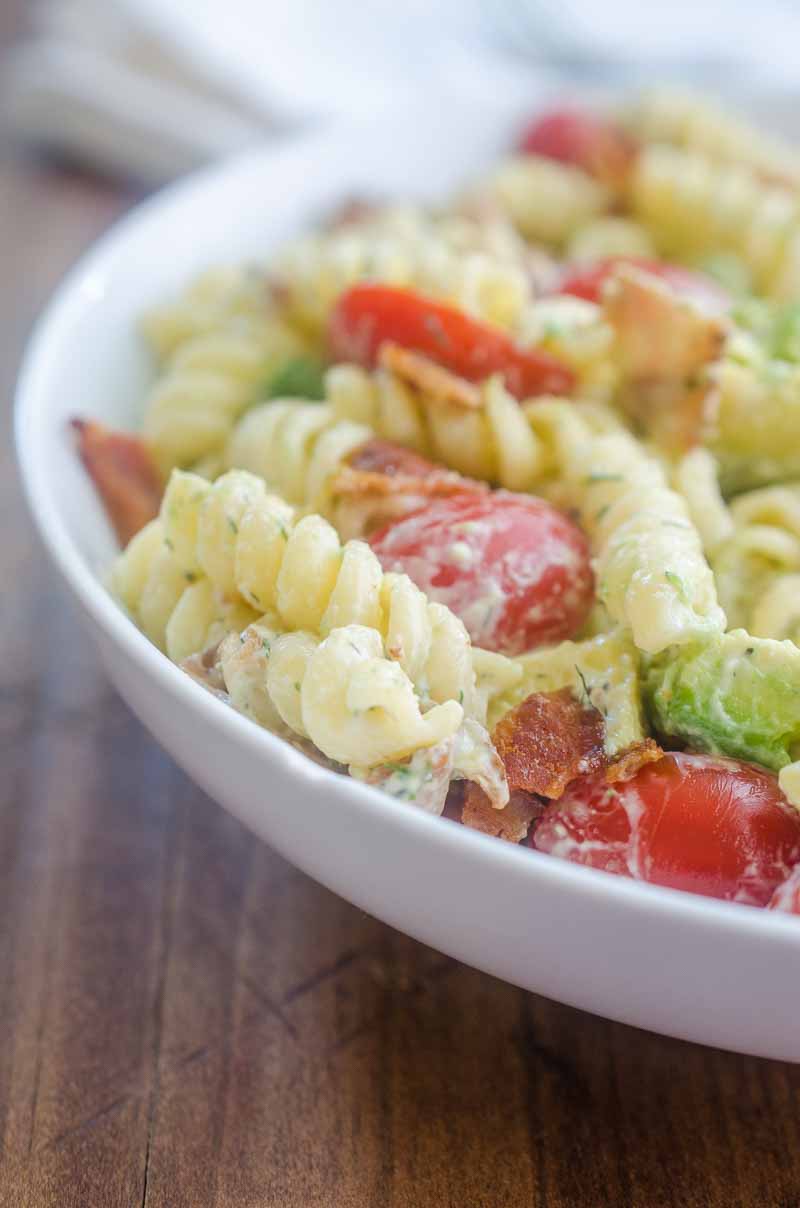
[1,9,800,1206]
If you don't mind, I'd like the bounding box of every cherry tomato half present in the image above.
[533,753,800,906]
[768,865,800,914]
[328,284,575,399]
[368,491,594,656]
[517,108,636,186]
[558,257,731,314]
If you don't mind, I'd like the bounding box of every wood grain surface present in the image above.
[1,13,800,1207]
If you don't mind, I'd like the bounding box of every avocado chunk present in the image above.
[644,628,800,771]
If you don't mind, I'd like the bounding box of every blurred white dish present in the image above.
[16,94,800,1062]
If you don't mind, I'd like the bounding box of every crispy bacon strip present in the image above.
[341,437,486,499]
[493,689,607,798]
[72,418,163,546]
[378,342,483,409]
[605,738,663,783]
[461,789,543,843]
[460,690,663,843]
[330,437,485,539]
[603,266,726,449]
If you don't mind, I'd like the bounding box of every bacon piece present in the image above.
[347,437,450,480]
[494,689,607,798]
[603,265,726,449]
[605,738,664,783]
[378,342,483,409]
[461,789,542,843]
[72,418,163,546]
[461,689,663,843]
[330,437,485,540]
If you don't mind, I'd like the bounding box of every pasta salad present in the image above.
[75,90,800,915]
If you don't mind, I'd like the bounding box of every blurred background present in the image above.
[4,0,800,188]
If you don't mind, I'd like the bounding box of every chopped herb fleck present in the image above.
[227,517,239,535]
[584,472,623,484]
[665,570,687,600]
[164,536,175,551]
[264,355,326,401]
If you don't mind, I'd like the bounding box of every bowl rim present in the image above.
[14,111,800,949]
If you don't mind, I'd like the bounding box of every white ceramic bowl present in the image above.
[16,95,800,1063]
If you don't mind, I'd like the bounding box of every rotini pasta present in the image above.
[141,268,312,476]
[710,484,800,643]
[274,203,535,336]
[488,154,612,246]
[527,404,725,652]
[625,89,800,189]
[630,143,800,299]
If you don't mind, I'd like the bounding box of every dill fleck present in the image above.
[262,638,271,655]
[584,472,623,484]
[228,517,239,535]
[664,570,687,600]
[184,571,196,583]
[575,665,592,706]
[164,536,175,551]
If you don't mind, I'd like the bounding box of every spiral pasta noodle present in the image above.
[110,470,520,773]
[630,143,800,300]
[487,154,612,246]
[710,354,800,492]
[710,484,800,643]
[528,404,725,653]
[625,90,800,189]
[141,268,311,476]
[274,204,535,336]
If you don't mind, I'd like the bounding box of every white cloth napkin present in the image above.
[5,0,800,187]
[2,0,276,185]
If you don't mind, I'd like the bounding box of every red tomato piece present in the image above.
[368,491,594,655]
[533,753,800,906]
[558,257,731,314]
[517,108,636,185]
[768,865,800,914]
[328,284,575,399]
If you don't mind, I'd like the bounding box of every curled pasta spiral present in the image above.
[274,204,535,336]
[630,143,800,300]
[141,268,310,476]
[625,90,800,189]
[487,155,612,246]
[710,354,800,492]
[527,404,724,653]
[710,484,800,643]
[225,357,621,515]
[111,471,521,770]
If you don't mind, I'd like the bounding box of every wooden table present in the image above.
[2,18,800,1208]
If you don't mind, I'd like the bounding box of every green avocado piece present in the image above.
[644,629,800,771]
[265,355,326,401]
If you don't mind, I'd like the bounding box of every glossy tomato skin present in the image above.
[533,753,800,906]
[368,491,594,656]
[768,865,800,914]
[328,284,575,398]
[558,257,730,314]
[517,108,635,185]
